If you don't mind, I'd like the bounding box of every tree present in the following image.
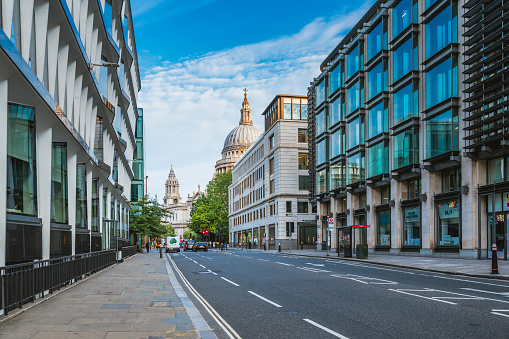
[189,171,231,243]
[129,196,173,238]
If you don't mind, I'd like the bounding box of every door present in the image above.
[488,213,506,260]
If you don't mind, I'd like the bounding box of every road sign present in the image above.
[328,217,334,224]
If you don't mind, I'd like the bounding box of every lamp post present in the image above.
[87,62,119,70]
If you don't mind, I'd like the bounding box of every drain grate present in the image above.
[150,301,169,307]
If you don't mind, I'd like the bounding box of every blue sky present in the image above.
[132,0,375,201]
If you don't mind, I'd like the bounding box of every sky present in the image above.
[131,0,375,202]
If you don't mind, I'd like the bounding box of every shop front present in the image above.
[402,202,421,252]
[298,221,317,249]
[375,208,390,250]
[486,192,509,260]
[269,225,275,250]
[436,199,460,252]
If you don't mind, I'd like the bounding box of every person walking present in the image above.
[145,241,150,253]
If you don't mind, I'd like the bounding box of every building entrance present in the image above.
[488,213,508,260]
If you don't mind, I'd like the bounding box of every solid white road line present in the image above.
[248,291,282,307]
[388,289,457,305]
[199,264,206,269]
[305,263,325,267]
[276,262,294,266]
[221,277,240,287]
[432,275,509,288]
[461,288,509,296]
[303,319,349,339]
[491,310,509,318]
[208,270,218,276]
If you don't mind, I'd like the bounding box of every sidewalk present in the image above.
[0,252,215,339]
[222,247,509,279]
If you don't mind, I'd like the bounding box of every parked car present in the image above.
[192,242,208,252]
[184,240,194,251]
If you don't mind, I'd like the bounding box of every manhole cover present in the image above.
[95,291,123,295]
[150,301,169,307]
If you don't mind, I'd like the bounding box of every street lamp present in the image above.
[88,62,119,70]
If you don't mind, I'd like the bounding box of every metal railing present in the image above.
[121,245,137,259]
[0,250,116,315]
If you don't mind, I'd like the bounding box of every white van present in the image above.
[166,236,180,253]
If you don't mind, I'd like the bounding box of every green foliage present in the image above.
[189,171,231,242]
[129,196,173,238]
[183,230,198,240]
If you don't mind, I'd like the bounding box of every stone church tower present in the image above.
[163,165,181,206]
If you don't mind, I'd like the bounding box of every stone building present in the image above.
[215,90,262,175]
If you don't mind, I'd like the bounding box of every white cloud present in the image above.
[139,5,370,202]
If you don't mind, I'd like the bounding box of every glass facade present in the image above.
[92,179,99,232]
[316,110,328,136]
[367,141,389,178]
[331,163,346,190]
[347,81,363,114]
[347,116,364,150]
[330,96,344,127]
[403,206,421,246]
[316,80,326,107]
[426,56,458,108]
[316,139,329,165]
[425,4,457,59]
[51,143,68,224]
[394,128,419,169]
[330,129,345,159]
[367,101,388,139]
[393,37,418,83]
[76,164,87,228]
[316,169,329,194]
[393,82,418,125]
[426,109,459,158]
[347,153,365,184]
[437,200,460,246]
[377,210,391,246]
[347,45,360,79]
[367,19,387,61]
[392,0,417,39]
[7,103,37,216]
[329,63,344,96]
[367,61,388,100]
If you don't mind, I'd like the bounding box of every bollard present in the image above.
[492,243,499,274]
[278,243,281,253]
[301,242,303,250]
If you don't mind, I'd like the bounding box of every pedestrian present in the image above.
[145,241,150,253]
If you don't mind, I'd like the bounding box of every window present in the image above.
[408,179,421,199]
[404,206,420,246]
[103,0,113,35]
[316,139,329,165]
[286,201,292,213]
[299,176,309,191]
[367,101,388,139]
[381,187,390,205]
[426,0,440,10]
[302,103,308,119]
[347,116,364,150]
[118,60,125,90]
[426,109,459,158]
[298,129,308,143]
[316,110,328,136]
[92,179,99,232]
[270,180,275,194]
[113,150,118,184]
[442,168,461,192]
[437,200,460,246]
[426,56,458,108]
[298,153,309,170]
[347,45,361,79]
[269,158,275,175]
[425,4,457,59]
[329,63,344,96]
[51,143,68,223]
[116,105,122,136]
[331,163,346,190]
[292,98,301,119]
[316,169,329,194]
[392,0,417,39]
[7,103,37,216]
[122,15,129,46]
[347,81,363,114]
[330,96,344,127]
[284,101,292,119]
[393,82,418,125]
[315,80,326,107]
[367,19,387,61]
[103,188,108,219]
[488,157,505,184]
[347,153,365,184]
[393,37,418,82]
[76,164,87,229]
[99,56,109,99]
[377,210,390,246]
[367,60,388,100]
[367,141,389,178]
[269,135,275,149]
[330,129,344,158]
[394,128,419,169]
[298,202,309,213]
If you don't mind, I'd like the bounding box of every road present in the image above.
[168,250,509,339]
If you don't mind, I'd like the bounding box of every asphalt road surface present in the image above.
[168,250,509,339]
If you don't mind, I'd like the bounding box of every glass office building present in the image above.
[308,0,505,259]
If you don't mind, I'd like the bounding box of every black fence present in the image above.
[0,250,117,315]
[121,245,137,259]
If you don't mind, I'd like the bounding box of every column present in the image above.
[0,77,7,266]
[68,150,78,255]
[390,180,404,255]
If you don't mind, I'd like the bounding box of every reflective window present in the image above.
[426,57,458,108]
[299,176,309,191]
[118,60,125,90]
[298,129,308,143]
[330,96,344,126]
[92,179,99,232]
[284,103,292,119]
[330,128,345,158]
[315,80,326,107]
[51,143,68,224]
[347,116,364,150]
[437,200,460,246]
[347,80,363,114]
[426,4,457,59]
[76,164,87,229]
[331,163,346,190]
[367,101,388,139]
[292,100,301,120]
[367,61,388,100]
[377,210,391,246]
[403,206,420,246]
[393,36,418,82]
[123,15,129,46]
[103,0,113,36]
[298,202,309,213]
[408,179,421,199]
[367,141,389,178]
[488,157,504,184]
[394,128,419,169]
[99,56,109,99]
[302,104,308,119]
[7,103,37,216]
[316,110,328,136]
[329,63,344,96]
[393,82,418,125]
[442,168,461,192]
[347,153,365,184]
[426,109,459,158]
[316,169,329,194]
[393,0,417,39]
[367,20,388,61]
[426,0,440,10]
[298,153,309,170]
[316,139,329,165]
[347,45,360,79]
